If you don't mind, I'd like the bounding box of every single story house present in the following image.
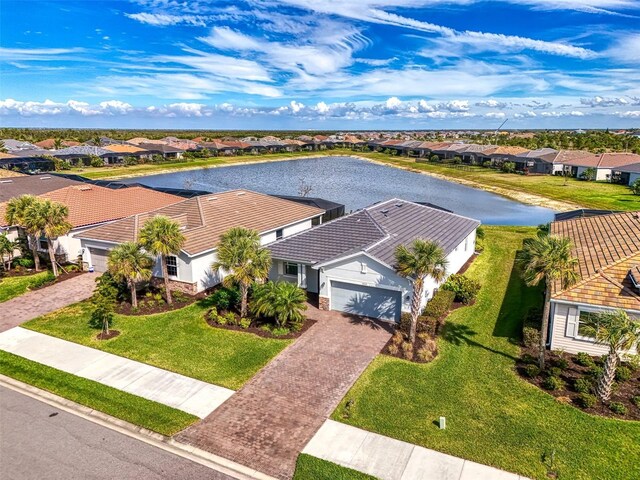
[103,144,153,161]
[76,190,325,293]
[513,148,558,174]
[136,143,185,159]
[0,184,183,264]
[560,152,640,181]
[613,162,640,186]
[549,211,640,355]
[268,199,480,322]
[52,145,122,165]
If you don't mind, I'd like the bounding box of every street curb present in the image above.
[0,374,278,480]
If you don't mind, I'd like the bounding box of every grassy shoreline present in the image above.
[74,148,639,212]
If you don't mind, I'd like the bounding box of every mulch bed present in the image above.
[205,309,316,339]
[517,347,640,421]
[115,289,205,316]
[96,330,120,340]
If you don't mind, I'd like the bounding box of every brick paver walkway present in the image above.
[176,305,393,479]
[0,272,98,332]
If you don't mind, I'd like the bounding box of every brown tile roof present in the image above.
[34,139,80,149]
[0,184,182,228]
[538,149,593,164]
[551,211,640,310]
[0,169,25,178]
[127,137,167,145]
[484,146,530,156]
[0,153,18,159]
[104,144,147,154]
[0,174,82,203]
[78,190,325,256]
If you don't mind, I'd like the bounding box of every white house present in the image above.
[549,211,640,356]
[268,199,480,322]
[77,190,324,293]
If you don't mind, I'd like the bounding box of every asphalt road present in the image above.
[0,386,236,480]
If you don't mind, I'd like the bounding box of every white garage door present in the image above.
[330,281,401,322]
[89,248,109,272]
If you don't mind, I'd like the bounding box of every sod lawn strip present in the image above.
[23,301,291,390]
[332,226,640,480]
[0,271,54,303]
[293,454,377,480]
[0,350,197,436]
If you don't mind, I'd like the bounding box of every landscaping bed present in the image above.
[517,348,640,421]
[114,287,204,316]
[205,309,316,339]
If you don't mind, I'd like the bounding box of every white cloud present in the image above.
[124,13,208,27]
[580,96,630,107]
[437,100,470,112]
[476,99,509,109]
[315,101,330,114]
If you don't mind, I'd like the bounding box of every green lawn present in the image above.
[0,271,54,303]
[23,300,290,390]
[332,226,640,480]
[0,350,197,435]
[293,454,377,480]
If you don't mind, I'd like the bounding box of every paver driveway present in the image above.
[176,304,393,480]
[0,272,98,332]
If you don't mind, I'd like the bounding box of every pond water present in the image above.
[122,156,555,225]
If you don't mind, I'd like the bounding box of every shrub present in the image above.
[609,402,627,415]
[575,352,595,367]
[441,274,481,305]
[573,378,593,394]
[416,346,436,362]
[387,344,399,355]
[542,376,565,391]
[90,157,104,168]
[501,161,516,173]
[172,291,187,302]
[422,289,455,319]
[14,257,35,268]
[631,396,640,408]
[631,178,640,195]
[547,367,562,378]
[554,357,569,370]
[401,342,414,360]
[523,364,541,378]
[224,311,237,325]
[575,393,597,409]
[482,160,492,168]
[211,287,240,311]
[391,331,404,345]
[521,353,536,364]
[522,327,540,348]
[399,312,412,334]
[239,318,251,329]
[615,366,632,382]
[587,365,603,378]
[124,156,139,166]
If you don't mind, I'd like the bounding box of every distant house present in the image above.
[268,199,479,322]
[34,139,81,150]
[549,211,639,355]
[513,148,558,174]
[52,145,120,165]
[562,152,640,181]
[137,143,185,159]
[77,190,325,293]
[1,139,38,152]
[103,144,153,160]
[613,162,640,186]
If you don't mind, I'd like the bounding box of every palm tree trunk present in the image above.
[409,277,424,343]
[130,280,138,308]
[30,235,41,271]
[538,285,552,369]
[47,238,58,277]
[596,349,618,402]
[240,282,249,318]
[161,255,172,305]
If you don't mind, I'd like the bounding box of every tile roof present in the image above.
[77,190,325,256]
[538,149,593,165]
[1,139,38,151]
[551,211,640,310]
[0,169,25,178]
[137,143,185,153]
[0,153,18,159]
[104,144,147,154]
[484,146,531,156]
[0,174,82,203]
[617,162,640,173]
[53,146,114,157]
[268,199,480,268]
[0,184,183,228]
[34,139,80,149]
[515,147,558,158]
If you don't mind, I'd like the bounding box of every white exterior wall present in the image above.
[575,166,610,181]
[549,301,639,356]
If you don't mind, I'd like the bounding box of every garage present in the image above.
[330,281,402,322]
[88,247,109,272]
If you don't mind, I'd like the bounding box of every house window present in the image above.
[577,310,599,339]
[276,228,283,240]
[166,256,178,276]
[39,237,48,250]
[284,262,298,276]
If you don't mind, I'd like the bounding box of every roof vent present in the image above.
[380,209,389,216]
[628,266,640,291]
[39,176,52,180]
[0,180,13,184]
[207,196,218,201]
[237,191,246,196]
[395,203,403,208]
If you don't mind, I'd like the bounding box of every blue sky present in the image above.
[1,0,639,129]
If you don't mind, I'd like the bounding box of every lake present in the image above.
[122,156,556,225]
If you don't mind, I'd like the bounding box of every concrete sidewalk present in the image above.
[303,420,530,480]
[0,327,233,418]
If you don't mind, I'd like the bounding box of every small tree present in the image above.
[251,281,307,329]
[5,195,42,271]
[395,239,448,343]
[89,274,118,336]
[37,199,72,277]
[579,167,597,181]
[107,242,153,308]
[0,233,15,271]
[630,178,640,195]
[138,216,185,305]
[580,310,640,402]
[501,161,516,173]
[213,227,272,318]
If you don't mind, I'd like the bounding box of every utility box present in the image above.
[439,417,446,429]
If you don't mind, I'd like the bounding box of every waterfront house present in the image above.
[268,199,479,322]
[549,211,639,355]
[77,190,324,293]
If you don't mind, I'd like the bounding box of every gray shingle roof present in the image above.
[268,199,480,268]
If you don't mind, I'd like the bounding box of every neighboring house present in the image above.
[34,139,80,150]
[614,162,640,186]
[549,211,640,355]
[0,184,183,264]
[1,139,39,152]
[103,144,152,160]
[0,174,82,203]
[268,199,480,322]
[513,148,558,174]
[560,152,640,181]
[137,143,185,159]
[76,190,325,293]
[52,145,120,165]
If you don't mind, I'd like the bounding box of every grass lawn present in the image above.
[22,300,291,390]
[0,271,54,303]
[360,152,640,211]
[332,226,640,480]
[293,454,377,480]
[0,350,197,435]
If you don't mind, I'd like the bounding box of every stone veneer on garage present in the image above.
[318,296,330,310]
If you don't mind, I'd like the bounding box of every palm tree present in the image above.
[395,239,448,343]
[138,216,185,305]
[37,199,72,277]
[517,235,579,369]
[53,138,63,150]
[581,310,640,402]
[0,233,15,271]
[251,281,307,328]
[5,195,42,271]
[107,242,153,308]
[213,227,271,318]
